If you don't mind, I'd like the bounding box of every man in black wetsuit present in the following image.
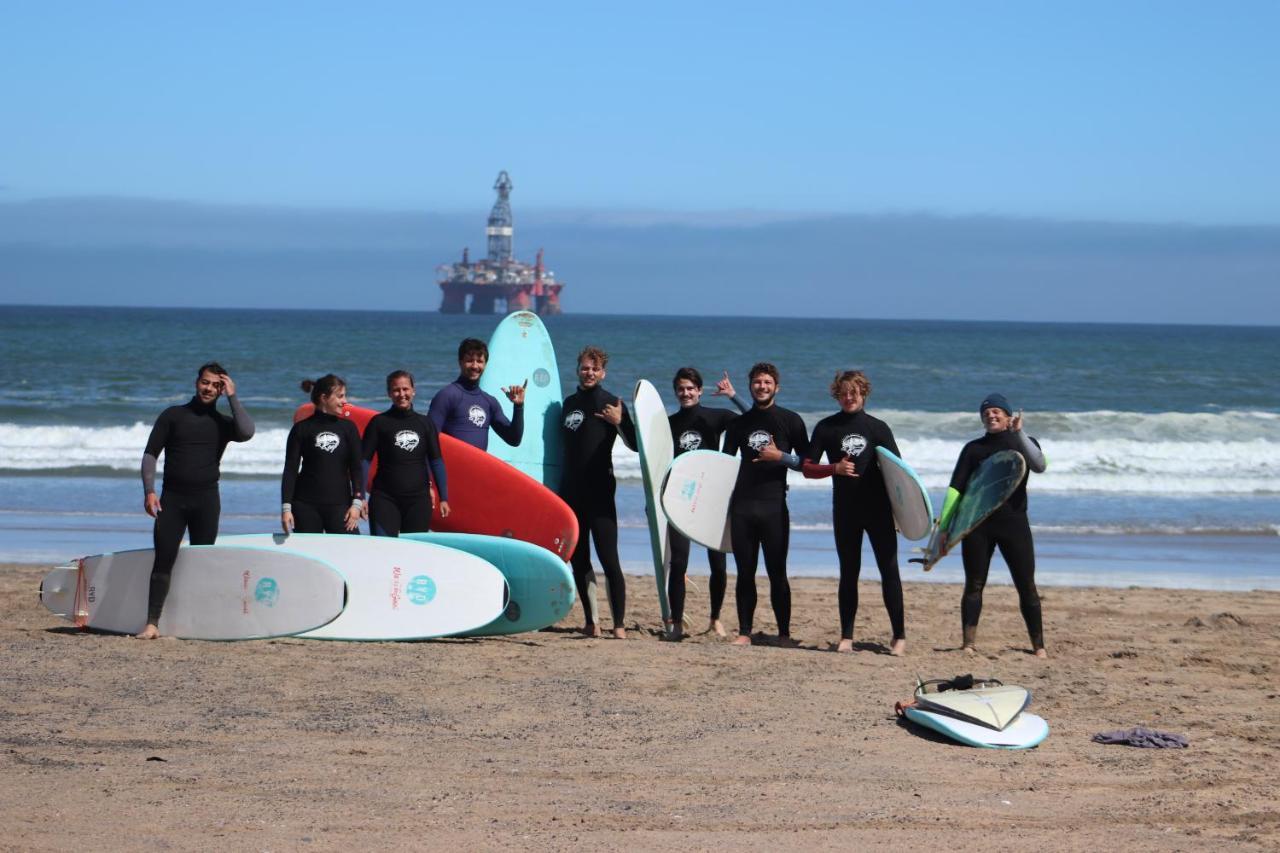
[939,392,1048,658]
[428,337,526,451]
[137,362,255,639]
[362,370,449,537]
[666,367,747,638]
[722,362,809,646]
[802,370,906,655]
[560,345,637,639]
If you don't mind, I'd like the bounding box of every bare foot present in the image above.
[836,639,854,654]
[709,619,727,638]
[1034,647,1048,659]
[612,627,627,640]
[582,623,602,638]
[889,638,906,656]
[731,634,752,646]
[962,644,977,656]
[134,624,160,640]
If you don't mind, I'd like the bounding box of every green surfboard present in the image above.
[912,449,1027,571]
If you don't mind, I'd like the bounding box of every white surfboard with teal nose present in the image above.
[39,545,346,640]
[480,310,564,492]
[218,534,507,641]
[632,379,675,629]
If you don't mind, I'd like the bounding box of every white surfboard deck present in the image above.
[480,310,564,492]
[914,684,1031,731]
[40,545,346,640]
[660,449,739,553]
[217,534,507,641]
[904,707,1049,749]
[633,379,675,628]
[875,447,935,541]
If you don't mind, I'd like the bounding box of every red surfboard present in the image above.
[293,403,578,560]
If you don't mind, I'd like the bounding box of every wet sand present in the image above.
[2,562,1277,851]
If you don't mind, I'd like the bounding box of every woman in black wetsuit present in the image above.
[281,374,364,534]
[939,393,1048,658]
[361,370,450,537]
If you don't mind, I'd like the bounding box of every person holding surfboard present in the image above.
[428,337,526,451]
[666,367,748,638]
[362,370,450,537]
[722,362,809,646]
[801,370,907,655]
[280,374,364,534]
[560,345,637,639]
[136,362,256,639]
[940,393,1048,658]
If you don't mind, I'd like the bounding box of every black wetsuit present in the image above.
[666,399,745,625]
[949,429,1044,650]
[282,411,363,534]
[721,402,809,637]
[142,394,255,624]
[427,376,523,451]
[559,385,637,628]
[362,406,447,537]
[806,410,904,642]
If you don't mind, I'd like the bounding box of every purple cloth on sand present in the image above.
[1092,726,1189,748]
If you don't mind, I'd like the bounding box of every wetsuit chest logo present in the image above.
[315,431,340,453]
[678,430,703,451]
[564,410,585,431]
[467,405,487,427]
[747,430,772,452]
[841,433,867,457]
[394,430,420,451]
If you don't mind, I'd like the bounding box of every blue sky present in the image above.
[4,1,1279,224]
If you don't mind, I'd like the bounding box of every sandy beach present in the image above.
[2,561,1278,851]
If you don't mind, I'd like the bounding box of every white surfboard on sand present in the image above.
[40,545,346,640]
[633,379,675,628]
[904,707,1049,749]
[875,447,934,541]
[218,534,507,641]
[660,449,739,553]
[914,683,1031,731]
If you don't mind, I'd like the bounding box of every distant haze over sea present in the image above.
[2,197,1278,325]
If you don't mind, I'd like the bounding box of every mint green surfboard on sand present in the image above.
[911,449,1027,571]
[403,532,575,636]
[480,311,563,493]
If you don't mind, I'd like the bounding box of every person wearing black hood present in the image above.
[136,362,256,639]
[428,337,525,450]
[940,392,1048,658]
[560,345,637,638]
[362,370,449,537]
[803,370,906,655]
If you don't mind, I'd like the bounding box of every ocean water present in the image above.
[2,305,1277,589]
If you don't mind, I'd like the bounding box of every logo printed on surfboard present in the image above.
[394,430,420,452]
[841,433,867,457]
[254,577,279,606]
[532,368,551,388]
[678,430,702,451]
[747,430,772,452]
[467,405,487,427]
[564,410,585,431]
[406,574,437,605]
[315,431,340,453]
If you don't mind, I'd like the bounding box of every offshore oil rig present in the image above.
[437,171,564,315]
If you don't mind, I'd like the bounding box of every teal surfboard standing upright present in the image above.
[632,379,675,632]
[480,311,563,492]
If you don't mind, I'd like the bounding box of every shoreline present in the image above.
[5,562,1279,849]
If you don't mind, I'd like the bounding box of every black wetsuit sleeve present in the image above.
[141,454,158,495]
[226,394,255,441]
[949,443,978,494]
[787,411,810,458]
[344,421,364,500]
[721,420,740,457]
[361,417,381,461]
[805,420,826,463]
[490,399,524,447]
[879,421,901,458]
[617,402,638,452]
[281,422,303,503]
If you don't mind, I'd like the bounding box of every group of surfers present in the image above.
[135,338,1047,659]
